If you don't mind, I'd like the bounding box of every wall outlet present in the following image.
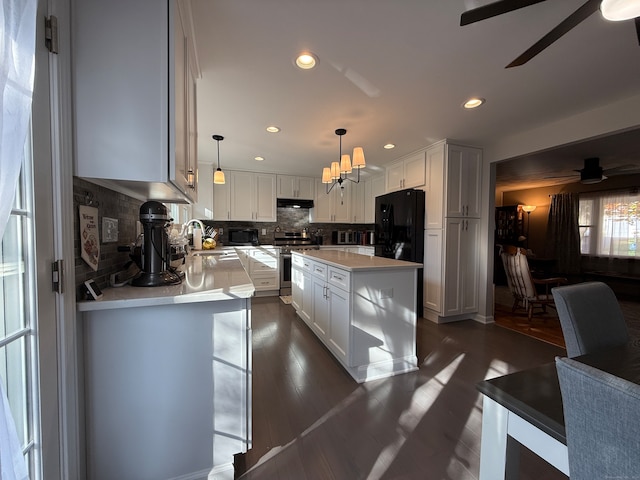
[102,217,119,243]
[262,228,267,235]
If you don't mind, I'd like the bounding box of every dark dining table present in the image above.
[476,344,640,479]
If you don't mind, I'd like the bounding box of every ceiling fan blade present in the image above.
[506,0,600,68]
[603,164,640,175]
[544,173,579,179]
[460,0,546,26]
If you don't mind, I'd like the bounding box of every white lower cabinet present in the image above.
[310,264,351,363]
[291,252,419,383]
[236,246,279,295]
[424,218,479,322]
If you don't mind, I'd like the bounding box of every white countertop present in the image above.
[77,250,254,312]
[293,250,422,271]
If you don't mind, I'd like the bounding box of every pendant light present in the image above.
[321,128,365,195]
[212,134,225,185]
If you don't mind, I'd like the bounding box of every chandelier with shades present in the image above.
[321,128,366,197]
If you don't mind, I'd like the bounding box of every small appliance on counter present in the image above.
[332,230,356,245]
[131,201,182,287]
[227,228,259,246]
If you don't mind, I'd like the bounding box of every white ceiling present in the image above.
[188,0,640,189]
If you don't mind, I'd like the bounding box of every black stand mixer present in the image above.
[131,201,182,287]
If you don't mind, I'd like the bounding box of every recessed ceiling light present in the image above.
[463,97,485,109]
[295,52,318,70]
[383,143,395,149]
[266,126,280,133]
[254,156,264,161]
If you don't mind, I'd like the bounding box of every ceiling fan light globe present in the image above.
[601,0,640,21]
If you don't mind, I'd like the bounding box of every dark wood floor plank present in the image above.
[241,297,571,479]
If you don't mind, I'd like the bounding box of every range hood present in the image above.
[277,198,314,209]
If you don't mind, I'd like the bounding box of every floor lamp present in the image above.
[522,205,537,249]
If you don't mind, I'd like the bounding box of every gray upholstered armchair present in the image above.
[552,281,629,357]
[556,357,640,479]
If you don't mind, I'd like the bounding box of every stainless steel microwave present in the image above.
[228,228,259,246]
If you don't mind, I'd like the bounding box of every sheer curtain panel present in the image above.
[0,0,37,479]
[1,0,37,240]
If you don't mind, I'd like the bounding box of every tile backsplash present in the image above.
[74,177,374,297]
[202,207,372,246]
[73,177,142,298]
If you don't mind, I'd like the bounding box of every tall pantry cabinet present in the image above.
[424,141,482,323]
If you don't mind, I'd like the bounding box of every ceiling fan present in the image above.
[545,157,640,184]
[460,0,640,68]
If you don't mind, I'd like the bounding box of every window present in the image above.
[579,191,640,257]
[1,129,41,478]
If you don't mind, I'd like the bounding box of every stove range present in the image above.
[274,231,319,295]
[273,231,320,254]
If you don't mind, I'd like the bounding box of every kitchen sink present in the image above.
[192,250,234,256]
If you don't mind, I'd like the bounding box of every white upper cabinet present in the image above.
[276,175,315,200]
[425,141,482,228]
[445,144,482,218]
[350,182,366,224]
[73,0,198,203]
[212,175,231,221]
[385,151,426,192]
[230,172,277,222]
[364,175,385,224]
[311,179,351,223]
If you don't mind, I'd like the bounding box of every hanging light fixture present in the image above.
[212,134,225,185]
[321,129,365,200]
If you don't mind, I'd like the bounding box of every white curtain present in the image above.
[0,0,37,240]
[1,0,38,479]
[598,191,640,257]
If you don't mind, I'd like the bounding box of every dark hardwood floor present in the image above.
[239,297,569,480]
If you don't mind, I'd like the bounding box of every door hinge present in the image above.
[52,259,64,294]
[45,15,59,54]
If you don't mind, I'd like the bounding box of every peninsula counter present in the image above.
[77,251,253,480]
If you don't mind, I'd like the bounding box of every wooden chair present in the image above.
[499,245,567,321]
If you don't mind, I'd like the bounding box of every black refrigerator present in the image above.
[374,188,425,314]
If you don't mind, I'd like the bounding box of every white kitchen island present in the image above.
[291,250,422,383]
[77,250,253,480]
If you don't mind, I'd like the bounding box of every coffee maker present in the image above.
[131,201,182,287]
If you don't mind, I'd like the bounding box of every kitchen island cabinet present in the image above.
[291,250,422,383]
[77,251,253,480]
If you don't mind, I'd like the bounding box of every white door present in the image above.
[1,1,76,478]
